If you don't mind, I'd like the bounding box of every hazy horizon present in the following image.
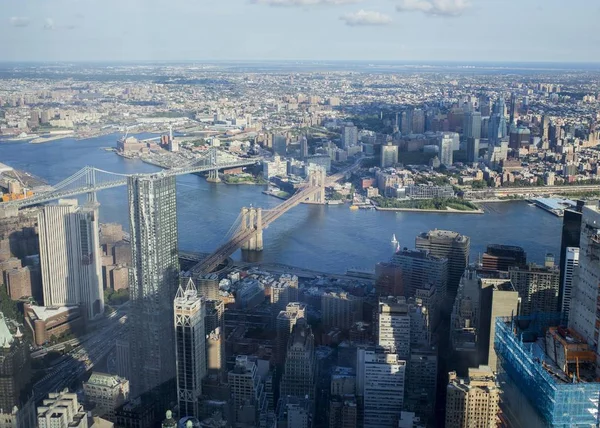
[3,0,599,63]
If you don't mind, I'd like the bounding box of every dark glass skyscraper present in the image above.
[558,201,585,313]
[128,174,179,396]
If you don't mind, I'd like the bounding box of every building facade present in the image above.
[83,372,129,420]
[445,366,499,428]
[280,320,316,401]
[37,199,104,320]
[378,296,411,360]
[128,174,179,396]
[174,279,206,418]
[415,230,470,304]
[357,349,406,428]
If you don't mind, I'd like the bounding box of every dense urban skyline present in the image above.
[2,0,600,62]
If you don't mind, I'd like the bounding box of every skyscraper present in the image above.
[488,98,507,146]
[357,348,406,428]
[477,279,519,371]
[416,230,470,304]
[341,123,358,149]
[561,247,579,320]
[445,366,499,428]
[508,259,559,316]
[299,135,308,158]
[466,137,479,164]
[275,302,306,367]
[0,315,34,428]
[128,174,179,396]
[378,296,411,360]
[37,199,104,320]
[280,319,316,401]
[390,248,447,300]
[463,111,482,140]
[174,279,206,418]
[558,202,584,314]
[438,133,454,167]
[380,143,398,168]
[411,109,425,134]
[568,204,600,343]
[229,356,267,427]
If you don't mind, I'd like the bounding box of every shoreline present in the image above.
[374,206,484,214]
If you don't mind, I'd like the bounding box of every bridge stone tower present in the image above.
[307,165,326,204]
[241,207,263,251]
[206,147,221,183]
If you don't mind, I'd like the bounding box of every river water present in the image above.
[0,134,562,273]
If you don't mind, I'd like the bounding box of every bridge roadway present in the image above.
[192,184,324,274]
[6,158,257,209]
[191,156,369,274]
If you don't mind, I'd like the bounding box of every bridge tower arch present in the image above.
[207,147,221,183]
[241,207,263,252]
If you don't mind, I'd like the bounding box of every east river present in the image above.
[0,134,562,273]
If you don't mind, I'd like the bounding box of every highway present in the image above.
[464,184,600,199]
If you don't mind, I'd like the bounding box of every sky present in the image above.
[1,0,599,63]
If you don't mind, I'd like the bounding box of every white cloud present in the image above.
[341,9,392,26]
[9,17,30,28]
[251,0,360,6]
[44,18,55,30]
[396,0,469,16]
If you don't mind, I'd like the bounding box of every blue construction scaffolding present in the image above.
[495,313,600,427]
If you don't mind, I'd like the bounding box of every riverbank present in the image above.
[30,134,73,144]
[374,206,484,214]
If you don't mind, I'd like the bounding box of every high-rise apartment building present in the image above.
[38,199,104,319]
[83,372,129,420]
[508,259,559,316]
[445,366,499,428]
[380,143,398,168]
[378,296,411,360]
[321,290,362,330]
[438,133,454,167]
[280,319,316,401]
[416,230,470,304]
[561,247,579,320]
[341,123,358,149]
[275,303,306,366]
[482,244,527,271]
[276,396,312,428]
[391,248,447,300]
[174,279,206,418]
[128,174,179,396]
[357,348,406,428]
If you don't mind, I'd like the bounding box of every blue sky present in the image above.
[1,0,598,62]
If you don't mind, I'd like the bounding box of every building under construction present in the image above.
[495,313,600,427]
